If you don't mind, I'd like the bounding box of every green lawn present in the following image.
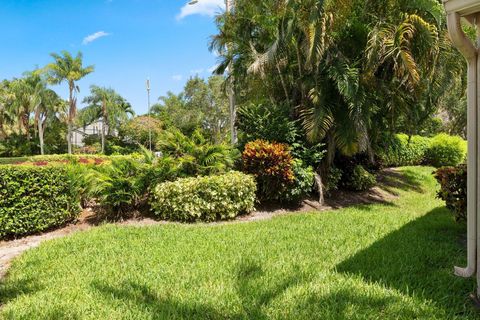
[0,167,477,319]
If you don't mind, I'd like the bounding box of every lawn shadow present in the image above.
[91,259,307,319]
[323,168,426,211]
[336,206,475,314]
[0,277,43,307]
[376,168,425,196]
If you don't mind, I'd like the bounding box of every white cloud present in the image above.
[172,74,183,81]
[82,31,110,45]
[177,0,225,20]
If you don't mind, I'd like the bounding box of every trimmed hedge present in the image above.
[377,133,466,168]
[150,171,256,222]
[0,165,81,238]
[426,134,467,167]
[376,134,431,167]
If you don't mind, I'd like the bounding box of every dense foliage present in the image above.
[376,134,431,167]
[212,0,466,167]
[344,165,377,192]
[426,133,467,167]
[376,133,466,168]
[242,140,295,201]
[435,165,467,221]
[150,171,256,222]
[86,158,149,213]
[158,128,238,177]
[0,165,80,238]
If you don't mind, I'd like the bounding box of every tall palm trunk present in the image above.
[101,98,106,154]
[67,82,74,154]
[38,118,45,155]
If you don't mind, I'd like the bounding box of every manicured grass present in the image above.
[0,167,477,319]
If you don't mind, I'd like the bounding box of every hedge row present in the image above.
[377,133,467,168]
[150,171,256,222]
[0,165,80,238]
[0,154,135,166]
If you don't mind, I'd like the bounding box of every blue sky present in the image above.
[0,0,225,115]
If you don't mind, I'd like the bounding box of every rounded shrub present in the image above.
[426,133,467,167]
[150,171,257,222]
[344,165,376,191]
[0,165,81,238]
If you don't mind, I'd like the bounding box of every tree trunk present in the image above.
[314,173,325,205]
[101,99,106,154]
[68,83,74,154]
[38,118,45,155]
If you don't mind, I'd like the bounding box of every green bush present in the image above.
[150,171,256,222]
[325,167,343,195]
[158,128,238,177]
[282,160,315,203]
[376,134,431,167]
[344,165,376,191]
[0,165,80,238]
[426,133,467,167]
[86,158,149,213]
[434,165,466,221]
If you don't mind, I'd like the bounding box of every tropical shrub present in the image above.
[344,165,376,191]
[282,160,315,203]
[237,103,325,168]
[242,140,295,201]
[376,134,431,167]
[237,103,298,147]
[0,165,80,238]
[426,133,467,167]
[86,158,149,213]
[325,167,343,195]
[150,171,256,222]
[435,164,467,221]
[158,128,238,176]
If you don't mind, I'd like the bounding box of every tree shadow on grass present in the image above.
[336,206,476,315]
[323,168,425,210]
[0,277,43,307]
[376,168,425,196]
[91,259,307,320]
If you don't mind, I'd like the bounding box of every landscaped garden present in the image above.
[0,0,478,318]
[0,166,477,319]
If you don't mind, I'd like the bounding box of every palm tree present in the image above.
[80,85,134,153]
[45,51,94,154]
[34,89,66,155]
[0,80,15,139]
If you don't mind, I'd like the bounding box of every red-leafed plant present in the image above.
[242,140,295,201]
[434,164,467,221]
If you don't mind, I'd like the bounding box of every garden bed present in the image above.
[0,167,476,319]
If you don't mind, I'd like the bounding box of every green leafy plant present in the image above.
[376,134,431,167]
[158,128,238,176]
[434,164,467,221]
[282,160,315,203]
[426,133,467,167]
[344,165,376,191]
[86,158,148,213]
[0,165,80,238]
[242,140,295,201]
[325,167,343,195]
[150,171,256,222]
